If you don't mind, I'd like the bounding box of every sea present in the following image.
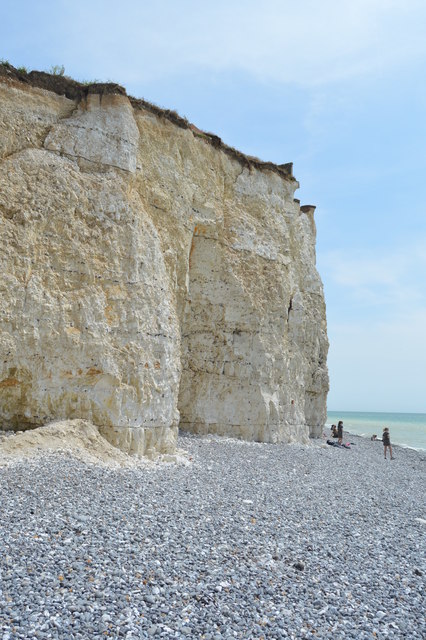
[326,411,426,451]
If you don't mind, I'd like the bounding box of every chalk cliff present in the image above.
[0,65,329,455]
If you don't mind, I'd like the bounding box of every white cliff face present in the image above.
[0,73,328,454]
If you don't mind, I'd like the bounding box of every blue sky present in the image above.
[2,0,426,412]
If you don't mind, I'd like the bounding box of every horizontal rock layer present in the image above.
[0,70,328,455]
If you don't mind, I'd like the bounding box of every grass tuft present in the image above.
[49,65,65,76]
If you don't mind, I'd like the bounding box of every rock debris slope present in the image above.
[0,65,329,454]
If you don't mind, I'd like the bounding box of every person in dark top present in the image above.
[331,424,338,438]
[337,420,343,445]
[382,427,394,459]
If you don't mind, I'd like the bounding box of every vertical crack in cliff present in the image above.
[287,296,293,322]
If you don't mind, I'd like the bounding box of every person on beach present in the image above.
[337,420,343,445]
[382,427,394,460]
[331,424,338,438]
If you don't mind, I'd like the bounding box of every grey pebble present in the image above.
[1,432,425,639]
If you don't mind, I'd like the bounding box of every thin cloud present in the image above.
[6,0,425,88]
[119,1,426,86]
[320,241,426,309]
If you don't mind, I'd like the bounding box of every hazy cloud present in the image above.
[121,0,426,86]
[320,240,426,309]
[5,1,425,87]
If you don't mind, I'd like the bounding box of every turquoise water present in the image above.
[326,411,426,451]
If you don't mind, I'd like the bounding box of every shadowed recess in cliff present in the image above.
[178,224,263,439]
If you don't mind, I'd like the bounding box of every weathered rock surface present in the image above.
[0,68,328,455]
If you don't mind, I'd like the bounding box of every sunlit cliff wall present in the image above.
[0,65,329,455]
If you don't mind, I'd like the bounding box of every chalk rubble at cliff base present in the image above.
[0,420,189,468]
[1,432,425,639]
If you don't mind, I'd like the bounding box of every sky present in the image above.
[2,0,426,413]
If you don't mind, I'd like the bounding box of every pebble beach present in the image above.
[1,429,425,639]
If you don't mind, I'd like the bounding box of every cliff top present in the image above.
[0,62,295,181]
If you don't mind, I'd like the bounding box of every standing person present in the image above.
[382,427,394,460]
[337,420,343,445]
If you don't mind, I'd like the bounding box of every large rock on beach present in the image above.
[0,65,329,455]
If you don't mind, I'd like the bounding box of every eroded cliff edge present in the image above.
[0,65,329,455]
